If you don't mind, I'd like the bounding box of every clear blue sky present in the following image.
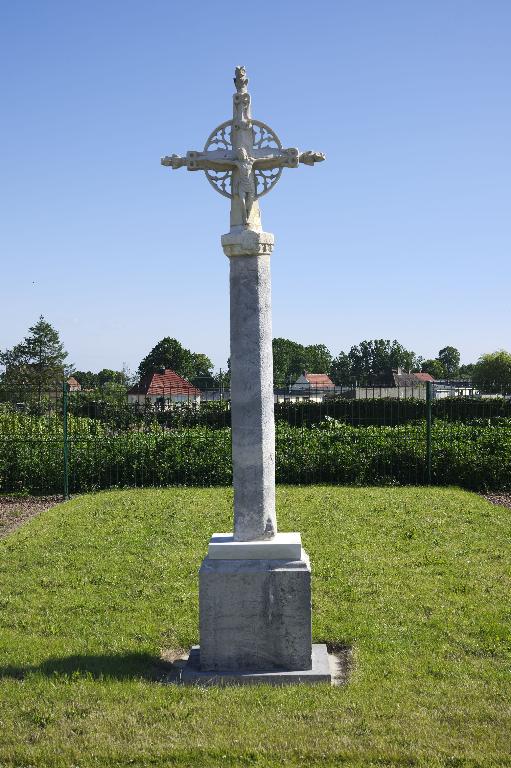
[1,0,510,374]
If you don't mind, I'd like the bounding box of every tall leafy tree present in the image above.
[472,350,511,393]
[331,339,420,385]
[330,351,352,385]
[272,338,303,384]
[0,316,68,394]
[438,346,460,378]
[137,337,213,384]
[72,370,99,389]
[303,344,332,377]
[458,363,475,379]
[97,368,127,386]
[272,338,333,385]
[421,359,445,379]
[189,353,216,386]
[72,369,130,390]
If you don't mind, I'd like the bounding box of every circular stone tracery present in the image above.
[203,120,283,199]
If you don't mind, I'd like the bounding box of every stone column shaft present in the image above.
[222,230,276,541]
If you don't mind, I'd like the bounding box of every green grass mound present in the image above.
[0,487,510,767]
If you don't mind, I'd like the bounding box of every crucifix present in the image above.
[162,68,330,681]
[162,65,324,231]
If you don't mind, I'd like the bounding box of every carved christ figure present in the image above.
[232,148,255,224]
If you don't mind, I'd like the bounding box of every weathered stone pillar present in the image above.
[221,229,276,541]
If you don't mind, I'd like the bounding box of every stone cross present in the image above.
[162,66,325,542]
[162,65,324,233]
[162,68,331,682]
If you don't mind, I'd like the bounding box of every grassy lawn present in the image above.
[0,486,510,767]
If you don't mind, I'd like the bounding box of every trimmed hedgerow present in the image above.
[275,396,511,427]
[1,411,511,493]
[68,393,511,430]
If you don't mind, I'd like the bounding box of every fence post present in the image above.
[63,381,70,499]
[426,381,432,484]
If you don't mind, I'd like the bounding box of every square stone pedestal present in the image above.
[178,534,332,685]
[199,550,312,671]
[198,540,315,673]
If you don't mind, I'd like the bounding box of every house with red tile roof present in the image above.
[127,369,201,406]
[413,372,435,384]
[289,371,335,401]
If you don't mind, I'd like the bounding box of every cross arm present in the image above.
[252,148,300,170]
[252,148,326,171]
[161,150,236,172]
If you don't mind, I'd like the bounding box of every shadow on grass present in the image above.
[0,652,171,681]
[1,646,354,685]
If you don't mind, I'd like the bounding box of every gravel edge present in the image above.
[480,492,511,510]
[0,496,63,539]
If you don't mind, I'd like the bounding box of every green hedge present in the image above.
[69,394,511,430]
[1,411,511,493]
[5,389,510,430]
[276,419,511,489]
[275,396,511,426]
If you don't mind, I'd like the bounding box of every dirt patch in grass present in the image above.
[481,492,511,509]
[326,642,353,685]
[0,495,63,538]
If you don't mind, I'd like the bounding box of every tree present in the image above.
[472,350,511,393]
[330,351,352,385]
[421,359,445,379]
[272,338,303,385]
[137,337,213,383]
[72,368,131,390]
[272,338,333,385]
[189,353,216,387]
[330,339,420,385]
[438,346,460,378]
[72,370,99,389]
[0,316,68,394]
[458,363,475,379]
[97,369,128,386]
[138,338,190,378]
[303,344,332,377]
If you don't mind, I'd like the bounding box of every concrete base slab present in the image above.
[208,532,302,560]
[180,644,332,685]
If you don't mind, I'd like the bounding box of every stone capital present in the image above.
[221,229,274,258]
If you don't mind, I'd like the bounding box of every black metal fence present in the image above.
[1,381,510,495]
